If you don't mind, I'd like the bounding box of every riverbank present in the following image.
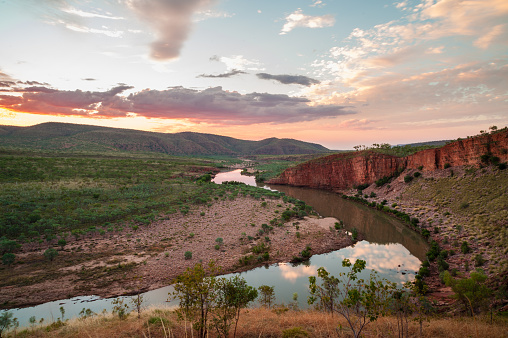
[0,195,352,309]
[340,164,508,307]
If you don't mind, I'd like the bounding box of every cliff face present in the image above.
[268,130,508,190]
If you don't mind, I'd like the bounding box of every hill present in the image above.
[0,122,329,156]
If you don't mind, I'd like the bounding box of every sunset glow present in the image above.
[1,0,507,149]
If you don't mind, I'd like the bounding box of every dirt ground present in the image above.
[0,196,352,309]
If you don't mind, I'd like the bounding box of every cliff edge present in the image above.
[268,129,508,190]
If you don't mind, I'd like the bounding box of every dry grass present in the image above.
[9,306,508,338]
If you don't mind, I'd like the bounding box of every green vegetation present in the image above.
[443,269,492,315]
[258,285,275,308]
[0,122,329,157]
[355,142,445,157]
[402,167,508,277]
[172,261,258,338]
[308,259,395,338]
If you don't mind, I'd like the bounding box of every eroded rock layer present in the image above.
[268,130,508,190]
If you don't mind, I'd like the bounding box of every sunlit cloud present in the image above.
[0,83,357,125]
[280,8,335,35]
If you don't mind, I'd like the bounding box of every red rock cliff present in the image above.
[268,129,508,190]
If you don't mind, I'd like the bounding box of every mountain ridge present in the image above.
[0,122,330,156]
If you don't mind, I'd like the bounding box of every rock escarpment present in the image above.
[268,129,508,190]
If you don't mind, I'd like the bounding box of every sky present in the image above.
[0,0,507,149]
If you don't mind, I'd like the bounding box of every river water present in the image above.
[5,169,428,327]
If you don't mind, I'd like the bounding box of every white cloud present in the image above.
[62,8,124,20]
[280,9,335,35]
[310,0,325,8]
[194,9,234,22]
[63,22,123,38]
[214,55,264,71]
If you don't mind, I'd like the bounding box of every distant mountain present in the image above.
[0,122,330,156]
[396,140,450,147]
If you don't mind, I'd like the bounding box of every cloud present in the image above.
[194,9,234,21]
[1,84,356,125]
[310,1,325,8]
[127,0,218,60]
[256,73,320,86]
[0,85,133,116]
[280,8,335,35]
[337,118,380,130]
[198,69,247,78]
[210,55,264,71]
[62,7,124,20]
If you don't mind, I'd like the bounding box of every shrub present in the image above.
[413,171,421,178]
[44,248,58,262]
[369,192,376,198]
[444,163,451,169]
[2,253,15,267]
[184,251,192,260]
[351,228,358,241]
[214,244,220,250]
[437,258,449,272]
[301,246,312,259]
[443,269,492,315]
[474,254,485,267]
[461,241,471,254]
[498,162,507,170]
[404,175,413,183]
[375,176,391,187]
[282,327,309,338]
[417,165,423,170]
[421,229,430,238]
[418,266,430,277]
[460,202,469,209]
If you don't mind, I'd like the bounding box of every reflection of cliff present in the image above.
[268,129,508,190]
[272,185,429,261]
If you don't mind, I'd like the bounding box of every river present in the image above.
[5,169,427,327]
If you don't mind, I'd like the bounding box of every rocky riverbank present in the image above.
[0,196,352,309]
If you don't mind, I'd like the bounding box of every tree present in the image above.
[44,248,58,262]
[211,276,258,338]
[0,238,20,255]
[258,285,275,308]
[130,293,144,319]
[0,311,18,338]
[172,261,220,338]
[308,259,394,338]
[443,269,492,315]
[57,239,67,249]
[1,253,15,267]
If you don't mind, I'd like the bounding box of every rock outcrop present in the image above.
[268,129,508,190]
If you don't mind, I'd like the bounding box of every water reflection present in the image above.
[9,169,427,328]
[270,185,428,261]
[278,263,318,283]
